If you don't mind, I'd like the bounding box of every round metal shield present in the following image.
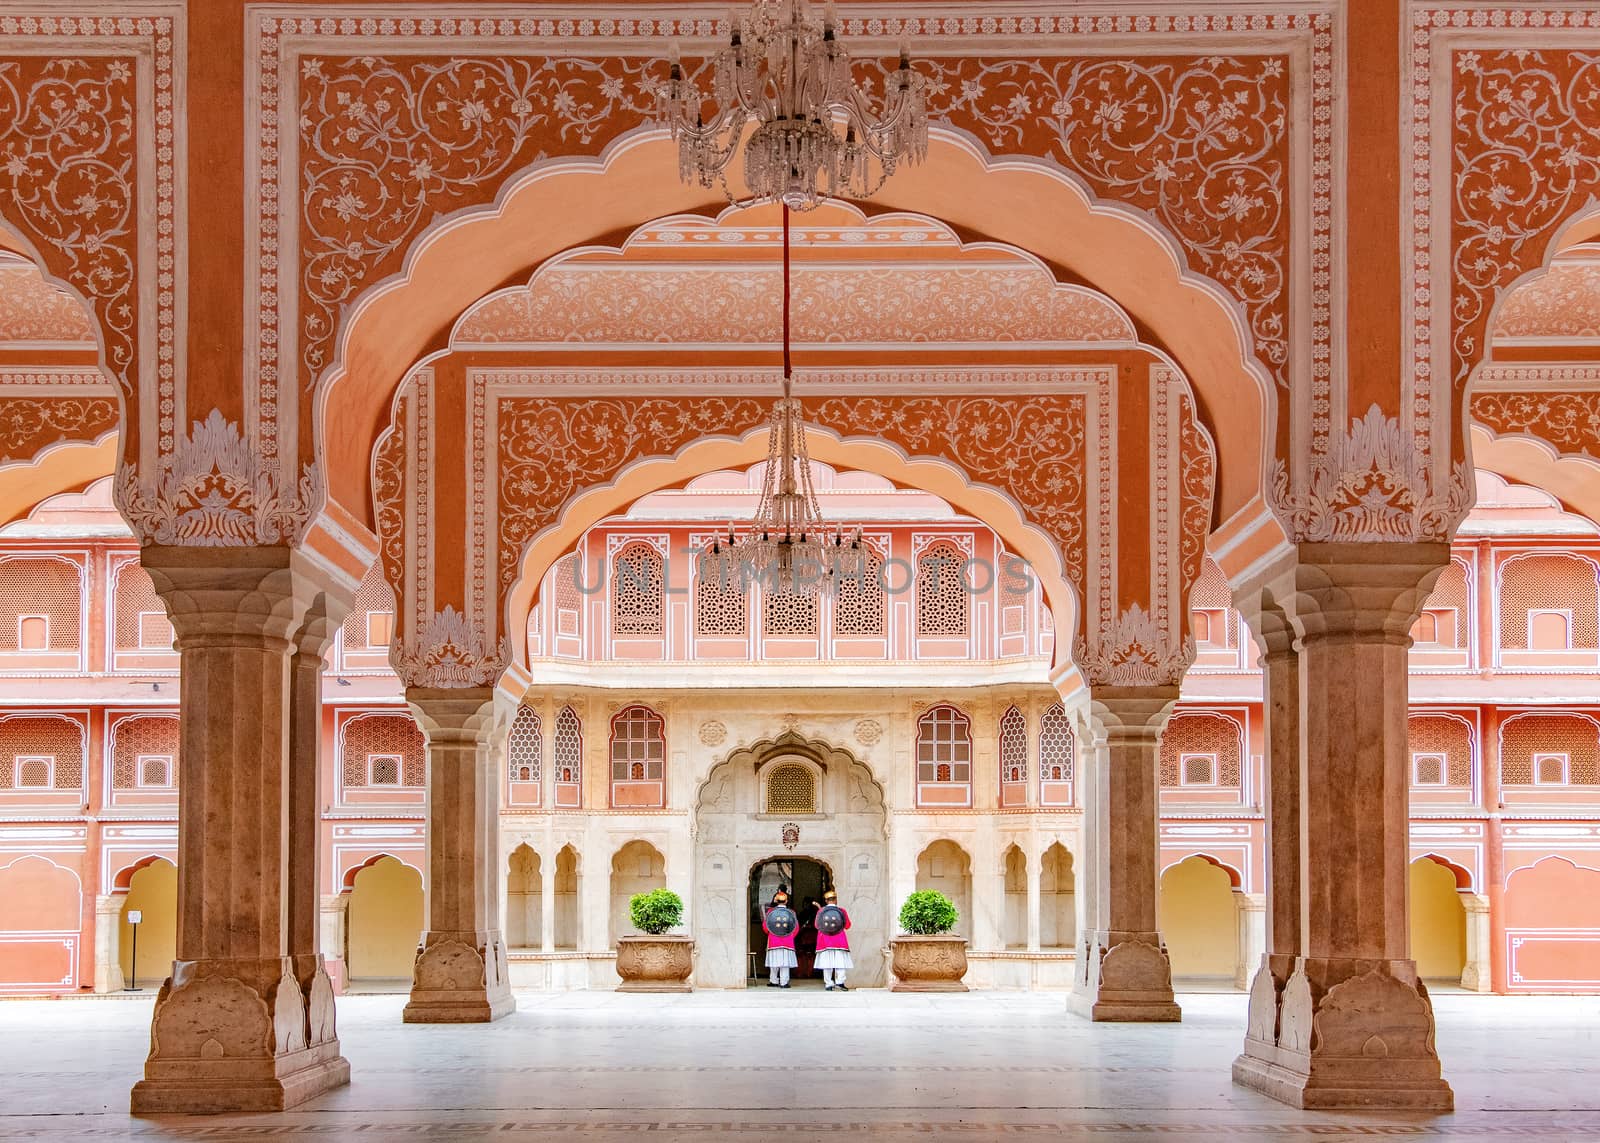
[817,905,846,935]
[767,905,798,936]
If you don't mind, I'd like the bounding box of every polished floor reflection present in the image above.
[2,990,1597,1139]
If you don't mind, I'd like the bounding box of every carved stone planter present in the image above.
[615,934,695,993]
[889,935,969,992]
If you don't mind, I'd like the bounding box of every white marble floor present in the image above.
[2,989,1598,1140]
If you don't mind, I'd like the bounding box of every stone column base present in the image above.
[1232,954,1453,1111]
[1066,930,1181,1022]
[130,956,349,1115]
[403,930,516,1023]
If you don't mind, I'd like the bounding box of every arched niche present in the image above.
[692,731,887,988]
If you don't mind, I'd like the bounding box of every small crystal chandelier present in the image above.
[702,208,862,597]
[657,0,930,210]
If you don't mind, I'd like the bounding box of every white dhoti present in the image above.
[816,947,852,987]
[766,946,796,985]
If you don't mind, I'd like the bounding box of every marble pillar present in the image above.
[1460,893,1492,994]
[320,895,349,991]
[1232,543,1453,1111]
[541,857,557,954]
[1235,892,1267,992]
[289,594,344,1023]
[1026,847,1042,953]
[131,547,350,1115]
[404,687,515,1023]
[1069,688,1181,1022]
[94,894,125,994]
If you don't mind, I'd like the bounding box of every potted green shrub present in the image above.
[889,890,969,992]
[615,888,695,992]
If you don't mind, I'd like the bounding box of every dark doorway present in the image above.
[748,857,831,986]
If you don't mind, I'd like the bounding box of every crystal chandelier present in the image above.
[657,0,930,210]
[702,208,863,597]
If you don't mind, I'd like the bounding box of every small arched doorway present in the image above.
[693,731,888,988]
[747,856,833,987]
[1159,855,1240,984]
[345,856,424,987]
[1409,856,1467,983]
[119,858,177,990]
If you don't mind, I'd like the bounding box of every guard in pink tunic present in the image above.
[762,888,798,988]
[814,889,853,991]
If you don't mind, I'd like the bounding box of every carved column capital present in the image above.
[406,686,496,745]
[1249,541,1452,646]
[1088,686,1180,746]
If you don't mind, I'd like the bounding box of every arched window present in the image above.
[367,755,400,785]
[999,705,1027,808]
[1409,714,1474,787]
[15,756,51,787]
[915,704,972,807]
[1158,712,1245,789]
[1500,713,1600,785]
[611,542,664,636]
[18,616,47,650]
[763,585,818,636]
[695,557,748,637]
[138,756,171,788]
[553,705,583,808]
[834,546,885,637]
[507,706,542,784]
[339,713,426,789]
[610,704,666,808]
[338,562,396,655]
[1039,702,1075,807]
[765,762,817,814]
[1500,554,1598,650]
[0,557,82,652]
[553,554,583,639]
[113,560,174,651]
[110,715,179,790]
[0,715,85,790]
[916,541,969,637]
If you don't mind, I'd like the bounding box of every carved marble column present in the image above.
[289,594,344,1023]
[1232,588,1304,1035]
[1459,893,1492,993]
[93,894,125,994]
[1068,688,1181,1022]
[1232,543,1453,1111]
[404,687,515,1023]
[1026,845,1042,953]
[320,895,348,991]
[1235,892,1267,992]
[131,547,350,1115]
[541,855,557,954]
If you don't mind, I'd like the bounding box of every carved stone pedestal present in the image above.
[615,934,695,992]
[403,930,514,1023]
[889,935,970,991]
[1233,955,1453,1110]
[131,956,348,1114]
[1068,930,1180,1021]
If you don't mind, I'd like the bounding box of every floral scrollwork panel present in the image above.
[297,53,660,388]
[1452,50,1600,396]
[922,54,1293,387]
[0,395,118,464]
[0,55,137,397]
[1472,391,1600,457]
[807,394,1090,590]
